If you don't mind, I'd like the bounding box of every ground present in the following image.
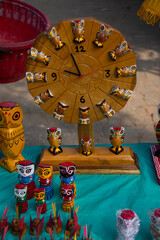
[0,0,160,145]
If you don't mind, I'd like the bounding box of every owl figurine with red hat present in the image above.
[34,188,47,214]
[37,163,54,200]
[14,184,28,213]
[59,162,76,198]
[93,24,112,48]
[17,160,36,200]
[150,208,160,239]
[61,184,75,213]
[116,209,140,240]
[47,128,62,155]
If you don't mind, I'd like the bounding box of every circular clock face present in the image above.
[26,17,136,124]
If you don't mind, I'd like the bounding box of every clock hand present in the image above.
[64,70,80,76]
[75,69,99,80]
[70,53,82,76]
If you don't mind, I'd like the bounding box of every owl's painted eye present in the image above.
[12,112,20,121]
[67,191,72,195]
[119,129,124,135]
[100,25,105,31]
[151,216,157,224]
[118,217,123,224]
[26,168,31,173]
[68,170,74,175]
[19,168,24,173]
[110,130,114,135]
[44,170,50,176]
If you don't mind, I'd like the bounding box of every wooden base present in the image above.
[39,146,140,175]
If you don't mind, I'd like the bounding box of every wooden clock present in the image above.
[26,17,139,174]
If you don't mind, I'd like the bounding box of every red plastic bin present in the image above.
[0,0,51,83]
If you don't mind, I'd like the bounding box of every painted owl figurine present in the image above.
[109,127,125,155]
[14,184,28,214]
[0,102,25,173]
[116,209,140,240]
[81,138,92,156]
[71,19,85,43]
[93,24,112,48]
[47,128,62,155]
[150,208,160,239]
[48,26,65,50]
[155,104,160,158]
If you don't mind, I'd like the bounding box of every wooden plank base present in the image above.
[39,146,140,175]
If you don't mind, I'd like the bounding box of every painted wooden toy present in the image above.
[81,138,92,156]
[34,89,54,105]
[46,202,62,234]
[116,65,137,78]
[150,208,160,239]
[11,206,27,238]
[116,209,140,240]
[47,128,63,156]
[14,184,28,214]
[17,160,36,200]
[109,127,125,155]
[65,207,81,237]
[29,47,51,65]
[110,85,133,100]
[29,205,44,236]
[48,26,65,50]
[26,72,47,83]
[61,184,75,213]
[0,207,11,236]
[82,225,93,240]
[71,19,85,43]
[0,101,25,173]
[96,100,115,118]
[34,188,47,214]
[93,24,112,47]
[26,18,139,175]
[79,107,90,124]
[59,162,76,197]
[37,163,54,200]
[108,41,132,61]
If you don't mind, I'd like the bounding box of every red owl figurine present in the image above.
[93,24,112,48]
[47,128,63,155]
[61,184,75,213]
[81,138,92,156]
[71,20,85,43]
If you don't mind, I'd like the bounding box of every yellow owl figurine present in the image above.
[71,19,85,43]
[109,127,125,155]
[47,128,62,155]
[0,102,25,172]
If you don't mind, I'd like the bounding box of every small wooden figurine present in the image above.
[0,207,11,236]
[93,24,112,47]
[116,65,137,78]
[17,160,36,200]
[0,101,25,173]
[26,72,47,83]
[109,127,125,155]
[81,138,92,156]
[71,19,85,43]
[110,85,132,100]
[150,208,160,239]
[53,102,69,120]
[47,128,63,155]
[96,99,115,118]
[34,188,47,214]
[65,207,81,237]
[61,184,75,213]
[82,225,93,240]
[116,209,140,240]
[11,206,27,239]
[14,184,28,213]
[59,162,76,197]
[37,163,54,200]
[79,107,90,124]
[46,202,62,234]
[30,47,51,65]
[34,89,54,105]
[29,205,44,237]
[108,41,132,61]
[48,27,65,50]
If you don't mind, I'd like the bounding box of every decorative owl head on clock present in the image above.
[116,209,140,239]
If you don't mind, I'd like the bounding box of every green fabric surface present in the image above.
[0,143,158,239]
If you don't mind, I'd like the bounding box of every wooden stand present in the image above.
[39,146,140,175]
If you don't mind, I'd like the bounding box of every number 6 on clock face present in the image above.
[26,17,136,124]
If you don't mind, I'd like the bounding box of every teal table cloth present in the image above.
[0,143,159,239]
